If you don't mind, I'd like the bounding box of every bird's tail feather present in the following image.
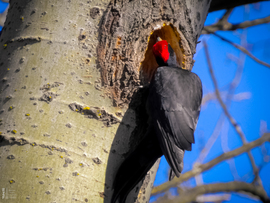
[169,168,176,181]
[156,120,184,179]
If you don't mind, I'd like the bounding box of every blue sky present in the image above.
[153,2,270,203]
[1,1,269,203]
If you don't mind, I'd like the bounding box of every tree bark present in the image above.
[0,0,119,202]
[0,0,210,203]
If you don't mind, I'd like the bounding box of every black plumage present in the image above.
[111,130,163,203]
[111,41,202,203]
[147,65,202,179]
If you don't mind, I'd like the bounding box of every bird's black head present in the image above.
[152,38,179,68]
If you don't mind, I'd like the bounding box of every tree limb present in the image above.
[218,8,234,24]
[206,32,270,68]
[203,40,247,143]
[203,40,263,186]
[196,194,231,202]
[151,133,270,195]
[202,91,251,106]
[202,15,270,34]
[198,40,247,164]
[156,182,269,203]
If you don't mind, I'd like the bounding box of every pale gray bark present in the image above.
[0,0,210,203]
[0,0,119,202]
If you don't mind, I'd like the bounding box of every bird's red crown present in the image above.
[152,40,170,63]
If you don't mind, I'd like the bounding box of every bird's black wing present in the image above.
[147,66,202,178]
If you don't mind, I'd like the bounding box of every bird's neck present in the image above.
[166,54,180,67]
[166,44,180,68]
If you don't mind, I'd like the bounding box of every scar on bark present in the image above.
[68,103,120,127]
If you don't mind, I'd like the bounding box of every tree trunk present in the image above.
[0,0,210,203]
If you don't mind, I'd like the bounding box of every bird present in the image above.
[111,37,202,203]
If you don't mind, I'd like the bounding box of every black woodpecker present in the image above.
[111,37,202,203]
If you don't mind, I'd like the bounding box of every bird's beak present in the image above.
[156,37,162,42]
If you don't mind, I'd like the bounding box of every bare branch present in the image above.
[195,113,226,163]
[202,15,270,34]
[221,121,241,180]
[219,8,234,24]
[156,182,269,203]
[199,36,247,164]
[221,30,247,180]
[225,29,246,104]
[203,40,263,186]
[203,40,245,142]
[197,39,245,164]
[201,92,216,106]
[202,91,251,106]
[207,32,270,68]
[151,133,270,195]
[196,194,231,202]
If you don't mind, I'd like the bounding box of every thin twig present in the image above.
[195,113,226,163]
[203,40,263,186]
[221,120,241,180]
[151,133,270,195]
[197,35,246,164]
[202,15,270,34]
[155,182,269,203]
[202,92,251,106]
[208,32,270,68]
[223,28,246,180]
[225,30,246,104]
[219,8,234,24]
[204,39,244,141]
[196,194,231,203]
